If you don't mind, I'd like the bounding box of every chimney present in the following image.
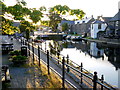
[91,15,93,18]
[118,1,120,11]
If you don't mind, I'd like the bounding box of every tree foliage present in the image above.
[49,5,70,15]
[48,13,62,31]
[48,5,70,31]
[48,5,85,32]
[2,17,20,35]
[70,9,85,20]
[62,23,69,31]
[1,0,45,35]
[1,0,85,34]
[41,20,50,26]
[29,8,43,23]
[7,4,31,20]
[19,21,35,40]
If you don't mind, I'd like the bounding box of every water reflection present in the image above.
[48,40,120,87]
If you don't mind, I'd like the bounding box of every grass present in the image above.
[28,56,65,88]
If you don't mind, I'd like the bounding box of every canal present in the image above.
[39,39,120,88]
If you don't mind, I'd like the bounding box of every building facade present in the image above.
[91,20,107,38]
[71,16,95,37]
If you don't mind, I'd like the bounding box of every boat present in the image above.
[71,36,82,41]
[66,35,72,40]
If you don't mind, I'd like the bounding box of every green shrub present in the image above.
[11,55,27,64]
[9,50,21,56]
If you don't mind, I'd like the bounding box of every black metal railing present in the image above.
[26,40,116,89]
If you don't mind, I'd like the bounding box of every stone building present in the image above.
[71,16,95,37]
[109,10,120,38]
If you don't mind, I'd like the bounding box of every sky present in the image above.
[4,0,120,19]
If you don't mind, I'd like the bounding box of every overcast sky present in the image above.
[4,0,120,19]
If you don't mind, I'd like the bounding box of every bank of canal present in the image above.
[40,39,120,88]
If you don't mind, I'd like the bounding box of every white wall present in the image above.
[91,23,107,38]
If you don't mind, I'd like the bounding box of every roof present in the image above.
[102,17,113,22]
[107,25,115,30]
[110,10,120,21]
[61,20,74,25]
[75,17,93,24]
[92,20,105,24]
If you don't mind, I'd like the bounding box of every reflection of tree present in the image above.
[62,41,68,48]
[49,41,62,55]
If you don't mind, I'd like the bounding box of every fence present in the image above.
[26,40,116,89]
[27,41,77,88]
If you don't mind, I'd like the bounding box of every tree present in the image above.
[69,9,85,20]
[62,23,69,32]
[7,1,30,21]
[48,5,85,32]
[41,20,50,26]
[48,5,70,32]
[48,13,62,32]
[49,5,70,15]
[29,8,43,23]
[19,21,35,40]
[1,0,46,36]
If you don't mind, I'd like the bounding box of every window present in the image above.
[98,24,101,29]
[116,21,119,26]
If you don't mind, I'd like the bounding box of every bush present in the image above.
[9,50,21,56]
[11,55,27,65]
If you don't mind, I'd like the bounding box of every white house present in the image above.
[91,20,107,38]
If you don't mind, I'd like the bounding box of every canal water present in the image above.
[40,39,120,88]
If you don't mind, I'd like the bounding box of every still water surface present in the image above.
[41,40,120,88]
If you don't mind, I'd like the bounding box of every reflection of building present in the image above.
[90,42,104,58]
[104,48,120,63]
[118,69,120,88]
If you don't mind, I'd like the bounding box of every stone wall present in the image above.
[70,18,95,37]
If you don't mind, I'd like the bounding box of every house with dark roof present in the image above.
[71,16,95,37]
[91,20,107,38]
[105,2,120,39]
[97,16,112,24]
[110,9,120,38]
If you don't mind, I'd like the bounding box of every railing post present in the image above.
[21,38,22,46]
[28,41,30,56]
[47,50,50,75]
[81,63,83,84]
[41,43,42,50]
[45,41,46,52]
[57,50,60,64]
[93,72,98,90]
[38,45,40,66]
[101,75,104,90]
[32,43,34,63]
[62,57,65,88]
[67,54,70,72]
[23,39,24,45]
